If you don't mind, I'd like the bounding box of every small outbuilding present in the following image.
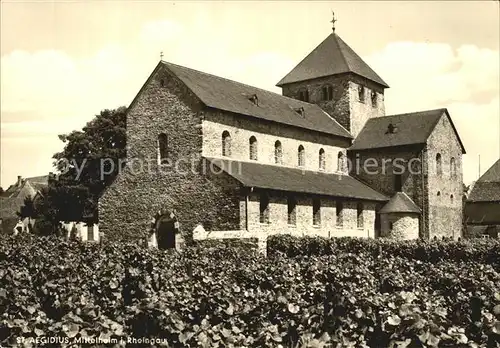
[465,159,500,238]
[379,192,421,240]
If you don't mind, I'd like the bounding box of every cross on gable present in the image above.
[331,11,337,32]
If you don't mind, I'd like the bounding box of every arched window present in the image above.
[259,193,270,224]
[298,89,309,102]
[450,157,456,178]
[274,141,283,164]
[313,198,321,226]
[450,194,454,203]
[337,151,345,172]
[371,91,377,107]
[249,136,258,160]
[319,148,325,171]
[298,145,305,167]
[357,202,364,228]
[394,174,403,192]
[358,85,365,102]
[287,196,297,225]
[436,153,442,176]
[222,131,231,157]
[437,191,441,197]
[336,201,343,227]
[322,85,333,101]
[158,133,168,164]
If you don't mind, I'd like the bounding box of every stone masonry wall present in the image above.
[99,64,242,242]
[192,191,378,250]
[425,113,464,240]
[202,110,351,173]
[1,181,39,219]
[348,74,386,138]
[347,147,425,237]
[466,201,500,225]
[347,148,424,200]
[348,111,464,240]
[243,189,376,239]
[380,213,419,240]
[280,73,385,138]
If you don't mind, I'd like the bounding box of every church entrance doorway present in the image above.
[151,210,179,250]
[156,215,176,249]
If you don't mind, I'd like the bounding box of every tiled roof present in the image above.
[1,182,20,197]
[379,192,421,214]
[467,225,500,238]
[466,225,488,237]
[486,225,500,236]
[1,186,16,198]
[467,183,500,203]
[349,108,466,153]
[205,157,388,201]
[478,159,500,182]
[0,197,25,219]
[468,159,500,202]
[161,62,352,139]
[276,33,389,88]
[26,175,49,192]
[1,175,48,198]
[0,175,49,218]
[465,203,500,225]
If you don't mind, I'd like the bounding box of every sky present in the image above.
[1,1,499,189]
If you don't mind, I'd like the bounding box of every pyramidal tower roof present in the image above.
[276,32,389,88]
[380,192,421,214]
[467,159,500,202]
[477,159,500,183]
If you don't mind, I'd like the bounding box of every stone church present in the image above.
[99,23,465,247]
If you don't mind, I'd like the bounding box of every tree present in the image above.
[17,196,37,232]
[38,107,127,227]
[462,183,470,238]
[32,186,67,236]
[16,190,62,236]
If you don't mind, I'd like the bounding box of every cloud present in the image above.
[0,44,141,187]
[449,97,499,184]
[0,119,81,138]
[139,20,184,44]
[0,17,290,122]
[0,18,286,117]
[1,18,498,187]
[457,45,500,95]
[229,52,295,91]
[0,47,135,119]
[0,18,297,186]
[366,41,500,184]
[1,50,79,114]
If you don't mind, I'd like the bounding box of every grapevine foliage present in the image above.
[1,234,499,347]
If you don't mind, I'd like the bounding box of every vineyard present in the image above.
[1,234,499,347]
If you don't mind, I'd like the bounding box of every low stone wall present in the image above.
[192,225,266,253]
[147,232,158,248]
[191,224,374,255]
[61,222,100,242]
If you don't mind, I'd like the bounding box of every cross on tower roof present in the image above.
[160,51,164,60]
[331,11,337,32]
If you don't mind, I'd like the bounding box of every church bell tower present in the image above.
[276,13,389,138]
